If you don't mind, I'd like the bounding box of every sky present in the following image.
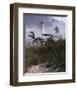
[23,14,67,46]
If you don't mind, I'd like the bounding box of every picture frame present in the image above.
[10,3,75,86]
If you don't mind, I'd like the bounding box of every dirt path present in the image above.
[25,62,65,74]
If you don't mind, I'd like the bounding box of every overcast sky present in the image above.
[23,14,67,45]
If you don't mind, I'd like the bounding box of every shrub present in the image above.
[25,36,65,72]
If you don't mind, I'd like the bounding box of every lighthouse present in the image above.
[40,20,45,39]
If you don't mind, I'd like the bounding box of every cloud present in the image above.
[51,17,66,23]
[24,15,66,44]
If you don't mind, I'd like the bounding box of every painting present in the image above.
[24,14,66,74]
[10,3,75,86]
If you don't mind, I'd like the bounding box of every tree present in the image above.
[28,31,44,46]
[28,31,35,40]
[54,26,59,34]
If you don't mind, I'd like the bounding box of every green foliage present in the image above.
[25,36,65,72]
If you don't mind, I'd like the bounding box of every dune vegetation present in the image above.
[25,27,65,73]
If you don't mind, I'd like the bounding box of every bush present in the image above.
[25,37,65,72]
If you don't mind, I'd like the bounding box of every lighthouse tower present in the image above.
[40,20,45,39]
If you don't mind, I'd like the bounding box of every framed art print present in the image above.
[10,3,75,86]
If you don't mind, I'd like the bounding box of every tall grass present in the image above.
[25,37,65,72]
